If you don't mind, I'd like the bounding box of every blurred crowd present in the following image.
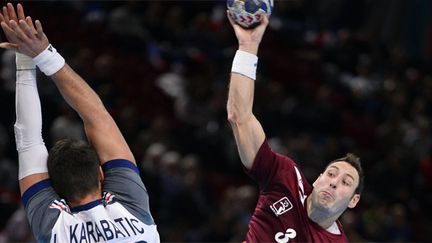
[0,0,431,242]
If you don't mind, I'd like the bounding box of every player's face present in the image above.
[311,161,360,214]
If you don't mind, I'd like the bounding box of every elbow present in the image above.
[227,110,237,125]
[227,105,251,126]
[227,103,238,125]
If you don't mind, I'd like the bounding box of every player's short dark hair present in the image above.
[327,153,364,195]
[47,139,100,203]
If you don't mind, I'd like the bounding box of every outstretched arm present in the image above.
[1,3,135,165]
[226,13,269,170]
[50,65,135,164]
[1,3,49,194]
[14,54,49,194]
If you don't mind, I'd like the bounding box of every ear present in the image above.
[98,166,104,184]
[313,173,322,187]
[348,194,360,208]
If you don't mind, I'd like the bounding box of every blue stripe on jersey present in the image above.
[22,179,51,207]
[71,198,102,213]
[102,159,140,175]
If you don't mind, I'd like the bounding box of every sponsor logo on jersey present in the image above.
[270,197,293,216]
[275,228,297,243]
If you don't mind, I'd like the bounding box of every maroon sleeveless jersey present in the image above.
[244,141,348,242]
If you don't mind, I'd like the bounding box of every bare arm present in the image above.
[227,13,269,170]
[1,3,134,165]
[50,65,135,164]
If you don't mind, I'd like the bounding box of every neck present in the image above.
[68,190,101,208]
[306,196,338,230]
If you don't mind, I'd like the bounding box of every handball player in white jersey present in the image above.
[0,3,159,242]
[226,12,364,243]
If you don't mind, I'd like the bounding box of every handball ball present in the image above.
[227,0,273,28]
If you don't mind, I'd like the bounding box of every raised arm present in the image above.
[226,13,268,170]
[49,65,135,164]
[1,3,48,194]
[1,3,135,165]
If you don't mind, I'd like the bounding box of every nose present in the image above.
[329,177,339,189]
[330,182,337,189]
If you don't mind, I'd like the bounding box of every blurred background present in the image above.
[0,0,431,242]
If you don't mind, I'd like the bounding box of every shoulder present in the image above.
[250,140,297,171]
[102,159,140,174]
[246,140,306,191]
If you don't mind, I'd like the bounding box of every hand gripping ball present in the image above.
[227,0,273,28]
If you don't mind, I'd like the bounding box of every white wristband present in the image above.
[16,52,36,70]
[231,50,258,80]
[33,44,65,76]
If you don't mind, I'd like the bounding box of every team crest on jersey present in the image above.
[49,199,71,213]
[270,197,293,216]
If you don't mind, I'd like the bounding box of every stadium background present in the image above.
[0,0,431,241]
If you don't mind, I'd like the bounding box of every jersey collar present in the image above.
[70,198,102,213]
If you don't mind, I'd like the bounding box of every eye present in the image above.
[342,179,352,186]
[327,171,335,177]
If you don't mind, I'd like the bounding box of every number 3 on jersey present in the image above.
[275,228,297,243]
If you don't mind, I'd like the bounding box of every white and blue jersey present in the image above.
[22,159,160,243]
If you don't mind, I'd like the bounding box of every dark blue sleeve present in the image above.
[102,159,155,225]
